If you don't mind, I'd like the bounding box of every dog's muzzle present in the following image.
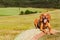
[43,19,47,23]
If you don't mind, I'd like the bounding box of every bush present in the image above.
[25,10,31,14]
[19,10,37,15]
[19,11,24,15]
[25,10,37,14]
[34,11,37,13]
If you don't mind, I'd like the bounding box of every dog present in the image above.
[34,13,52,34]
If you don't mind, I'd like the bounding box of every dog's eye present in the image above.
[42,16,45,18]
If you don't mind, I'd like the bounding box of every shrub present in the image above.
[25,10,37,14]
[20,11,24,15]
[19,10,37,15]
[34,11,37,13]
[25,10,31,14]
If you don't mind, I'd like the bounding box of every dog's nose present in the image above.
[44,19,47,23]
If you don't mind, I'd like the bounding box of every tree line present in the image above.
[0,0,60,8]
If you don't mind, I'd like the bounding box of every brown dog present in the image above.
[34,13,52,34]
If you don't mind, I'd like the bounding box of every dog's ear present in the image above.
[40,14,43,21]
[40,13,51,21]
[47,14,51,21]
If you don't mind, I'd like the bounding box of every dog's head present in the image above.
[40,13,51,23]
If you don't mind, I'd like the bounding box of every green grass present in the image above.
[0,7,54,16]
[0,8,19,16]
[0,8,60,40]
[39,33,60,40]
[20,8,54,13]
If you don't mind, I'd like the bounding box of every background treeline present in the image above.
[0,0,60,8]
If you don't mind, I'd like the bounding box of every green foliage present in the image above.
[20,10,37,15]
[0,0,60,8]
[25,10,30,14]
[20,11,24,15]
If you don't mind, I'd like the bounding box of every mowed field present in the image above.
[0,8,60,40]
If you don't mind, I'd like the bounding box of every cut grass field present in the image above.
[39,32,60,40]
[0,7,54,16]
[0,8,19,16]
[0,8,60,40]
